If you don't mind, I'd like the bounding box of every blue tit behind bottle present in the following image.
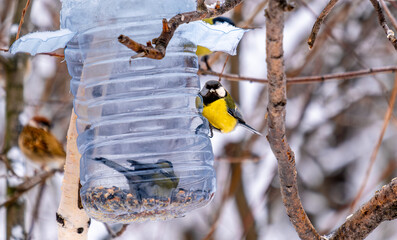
[199,80,262,135]
[94,157,179,200]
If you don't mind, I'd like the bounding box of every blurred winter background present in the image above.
[1,0,397,239]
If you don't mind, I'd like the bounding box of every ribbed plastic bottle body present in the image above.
[62,0,215,223]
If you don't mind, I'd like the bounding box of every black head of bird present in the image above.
[199,80,226,105]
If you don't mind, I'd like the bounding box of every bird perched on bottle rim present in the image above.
[18,116,66,169]
[199,80,262,135]
[196,17,236,70]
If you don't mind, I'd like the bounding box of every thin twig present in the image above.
[330,178,397,239]
[239,0,269,28]
[307,0,340,49]
[349,73,397,212]
[0,169,57,208]
[0,155,20,178]
[216,156,260,163]
[218,55,230,81]
[288,66,397,84]
[118,0,243,59]
[380,0,397,31]
[202,167,233,240]
[266,0,321,239]
[369,0,397,50]
[198,66,397,84]
[104,224,129,238]
[39,52,65,59]
[28,182,46,238]
[16,0,31,40]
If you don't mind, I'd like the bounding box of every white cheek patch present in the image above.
[216,87,226,98]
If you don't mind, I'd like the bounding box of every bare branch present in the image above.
[198,66,397,84]
[369,0,397,50]
[104,224,129,238]
[330,178,397,239]
[16,0,31,40]
[380,0,397,31]
[0,155,20,178]
[307,0,340,49]
[28,182,46,238]
[118,0,243,59]
[266,0,321,239]
[0,169,57,208]
[239,0,269,28]
[350,73,397,212]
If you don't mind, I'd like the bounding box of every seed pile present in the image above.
[81,186,214,223]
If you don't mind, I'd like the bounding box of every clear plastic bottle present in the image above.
[61,0,215,223]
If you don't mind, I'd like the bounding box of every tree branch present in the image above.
[330,178,397,239]
[266,0,321,239]
[118,0,243,59]
[198,66,397,84]
[350,73,397,212]
[104,224,129,238]
[15,0,31,40]
[379,0,397,31]
[307,0,340,49]
[0,169,57,208]
[369,0,397,50]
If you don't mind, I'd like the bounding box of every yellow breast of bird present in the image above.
[203,99,237,133]
[196,45,212,56]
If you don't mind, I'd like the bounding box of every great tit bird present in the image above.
[199,80,262,135]
[18,116,66,169]
[196,17,236,70]
[94,157,179,200]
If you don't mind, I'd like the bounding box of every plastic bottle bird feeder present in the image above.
[62,0,215,223]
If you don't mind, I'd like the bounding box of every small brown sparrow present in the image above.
[18,116,66,169]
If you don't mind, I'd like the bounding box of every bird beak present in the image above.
[209,89,215,93]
